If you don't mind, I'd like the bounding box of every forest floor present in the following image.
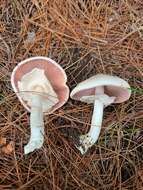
[0,0,143,189]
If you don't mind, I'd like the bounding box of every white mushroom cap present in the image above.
[70,74,131,103]
[11,56,69,114]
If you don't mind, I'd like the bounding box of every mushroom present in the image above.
[11,56,69,154]
[70,74,131,154]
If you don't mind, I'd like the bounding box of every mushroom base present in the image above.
[24,127,44,154]
[76,130,100,154]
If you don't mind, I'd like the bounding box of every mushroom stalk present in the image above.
[24,94,44,154]
[77,86,104,154]
[88,99,104,141]
[88,86,104,138]
[78,100,104,154]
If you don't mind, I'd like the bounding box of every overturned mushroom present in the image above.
[70,74,131,154]
[11,56,69,154]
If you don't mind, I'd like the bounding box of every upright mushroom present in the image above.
[11,56,69,154]
[70,74,131,154]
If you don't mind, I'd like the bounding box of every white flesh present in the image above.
[77,86,115,154]
[24,94,44,154]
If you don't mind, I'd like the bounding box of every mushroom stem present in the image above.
[77,86,116,154]
[77,86,104,154]
[24,94,44,154]
[88,86,104,138]
[88,99,104,141]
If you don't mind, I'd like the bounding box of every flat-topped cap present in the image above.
[70,74,131,103]
[11,56,69,114]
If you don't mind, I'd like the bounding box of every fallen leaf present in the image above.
[2,141,14,154]
[0,137,6,145]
